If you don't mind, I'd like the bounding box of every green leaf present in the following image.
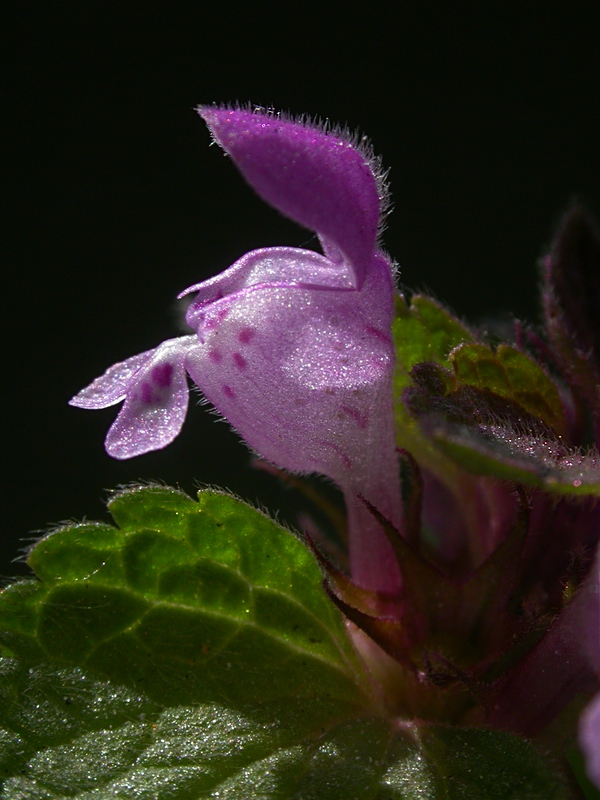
[393,295,475,382]
[0,486,367,721]
[0,485,571,797]
[425,415,600,494]
[396,313,599,493]
[398,724,570,800]
[404,364,600,494]
[0,653,569,798]
[391,295,476,480]
[450,343,566,437]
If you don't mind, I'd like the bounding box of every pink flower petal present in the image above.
[184,251,402,589]
[69,350,155,409]
[580,692,600,790]
[181,247,356,336]
[180,246,354,301]
[104,337,197,459]
[198,107,384,288]
[489,545,599,735]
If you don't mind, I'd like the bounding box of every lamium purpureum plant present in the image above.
[1,107,599,800]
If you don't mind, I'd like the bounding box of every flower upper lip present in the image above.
[198,105,388,289]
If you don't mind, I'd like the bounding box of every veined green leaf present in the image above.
[449,342,566,437]
[0,656,569,799]
[0,487,368,717]
[392,294,475,476]
[0,486,570,797]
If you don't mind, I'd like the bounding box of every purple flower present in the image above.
[579,548,600,789]
[581,691,600,789]
[487,542,599,748]
[70,107,403,592]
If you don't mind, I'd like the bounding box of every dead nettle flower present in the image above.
[70,106,403,594]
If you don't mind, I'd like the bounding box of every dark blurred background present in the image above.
[5,5,600,575]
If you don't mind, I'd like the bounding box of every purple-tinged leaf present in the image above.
[322,583,414,671]
[404,361,600,495]
[542,204,600,416]
[449,343,567,438]
[306,533,402,621]
[424,414,600,495]
[363,494,529,664]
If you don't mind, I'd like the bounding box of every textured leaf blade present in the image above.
[0,486,368,718]
[400,724,569,800]
[391,295,475,480]
[450,342,567,436]
[0,485,570,797]
[0,656,569,799]
[542,204,600,413]
[426,416,600,495]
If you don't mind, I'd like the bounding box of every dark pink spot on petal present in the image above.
[140,380,154,405]
[364,325,392,344]
[318,440,353,470]
[151,362,174,388]
[222,385,236,399]
[233,352,247,369]
[205,306,230,331]
[238,327,257,344]
[340,405,369,429]
[209,349,223,364]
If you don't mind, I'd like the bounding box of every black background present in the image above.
[5,5,600,576]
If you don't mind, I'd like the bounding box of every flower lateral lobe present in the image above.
[70,336,199,459]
